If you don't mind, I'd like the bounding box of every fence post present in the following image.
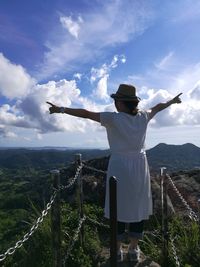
[160,167,169,266]
[75,153,84,246]
[198,198,200,229]
[51,170,61,267]
[109,176,117,267]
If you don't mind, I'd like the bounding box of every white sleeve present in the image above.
[140,110,151,123]
[100,112,116,127]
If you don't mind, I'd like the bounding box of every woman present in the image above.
[47,84,182,262]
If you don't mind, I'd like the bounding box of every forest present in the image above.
[0,144,200,266]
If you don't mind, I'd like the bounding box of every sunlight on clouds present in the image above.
[0,53,35,99]
[140,87,200,128]
[1,51,200,144]
[0,55,118,140]
[1,73,200,140]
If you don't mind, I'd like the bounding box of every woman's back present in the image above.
[100,110,149,153]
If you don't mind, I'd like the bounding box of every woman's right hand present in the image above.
[46,101,60,114]
[171,93,182,104]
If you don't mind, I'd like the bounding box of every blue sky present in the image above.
[0,0,200,148]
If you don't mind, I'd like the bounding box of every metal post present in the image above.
[51,170,61,267]
[75,153,84,246]
[163,173,169,262]
[160,167,169,266]
[109,176,117,267]
[160,167,167,233]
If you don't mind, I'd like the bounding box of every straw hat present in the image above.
[110,84,140,101]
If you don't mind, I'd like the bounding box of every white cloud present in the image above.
[0,125,17,138]
[95,75,109,100]
[169,1,200,23]
[73,72,82,80]
[127,54,200,128]
[0,53,124,141]
[0,76,111,139]
[18,79,85,133]
[154,52,174,70]
[139,86,200,128]
[0,104,32,128]
[0,53,35,99]
[120,55,126,64]
[189,82,200,100]
[1,48,200,145]
[36,132,43,140]
[129,53,200,96]
[90,65,108,83]
[60,15,83,39]
[91,55,126,100]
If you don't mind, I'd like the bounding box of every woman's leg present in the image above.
[117,221,126,250]
[129,220,144,249]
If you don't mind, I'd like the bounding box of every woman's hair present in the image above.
[123,100,139,115]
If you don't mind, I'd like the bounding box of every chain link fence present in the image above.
[169,235,181,267]
[0,191,57,262]
[166,174,198,222]
[0,163,83,263]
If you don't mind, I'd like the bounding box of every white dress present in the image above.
[100,110,152,223]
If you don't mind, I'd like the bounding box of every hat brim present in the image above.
[110,94,140,101]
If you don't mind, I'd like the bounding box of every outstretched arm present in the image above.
[46,102,100,122]
[148,93,182,120]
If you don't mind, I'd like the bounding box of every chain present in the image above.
[59,163,83,191]
[63,215,86,266]
[83,165,107,174]
[0,191,57,262]
[166,174,198,222]
[170,235,180,267]
[86,216,109,229]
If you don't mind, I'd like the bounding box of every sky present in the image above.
[0,0,200,149]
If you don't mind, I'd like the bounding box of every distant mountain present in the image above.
[0,148,109,169]
[0,143,200,171]
[147,143,200,171]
